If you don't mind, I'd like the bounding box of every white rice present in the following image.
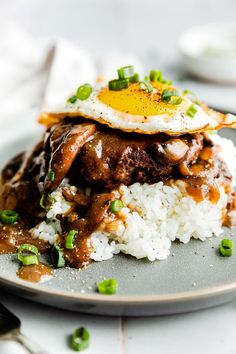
[46,181,75,219]
[31,135,236,262]
[90,182,227,261]
[31,219,62,245]
[31,179,74,244]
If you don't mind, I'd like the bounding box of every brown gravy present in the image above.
[0,238,17,254]
[0,223,50,255]
[185,178,220,204]
[61,192,114,267]
[17,263,53,283]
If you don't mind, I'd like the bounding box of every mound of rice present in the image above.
[31,134,236,263]
[90,182,227,261]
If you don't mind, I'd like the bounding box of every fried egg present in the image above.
[39,81,236,135]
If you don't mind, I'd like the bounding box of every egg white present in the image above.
[41,83,236,135]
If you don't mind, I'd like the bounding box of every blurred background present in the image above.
[0,0,235,61]
[0,0,236,115]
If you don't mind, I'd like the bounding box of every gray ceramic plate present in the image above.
[1,126,236,317]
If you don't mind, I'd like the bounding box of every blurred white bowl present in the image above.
[179,24,236,84]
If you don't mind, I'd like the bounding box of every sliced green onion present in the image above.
[182,90,201,106]
[67,95,77,104]
[182,89,197,100]
[51,245,65,268]
[139,80,153,93]
[162,89,179,103]
[18,244,39,266]
[117,65,134,79]
[70,327,90,352]
[162,79,172,85]
[149,69,163,82]
[20,255,39,266]
[48,194,56,205]
[129,73,139,83]
[222,239,233,248]
[220,246,232,257]
[168,96,183,105]
[149,70,172,85]
[76,83,92,101]
[40,194,46,209]
[110,200,124,213]
[97,278,118,295]
[219,239,233,257]
[18,243,39,255]
[48,170,55,182]
[186,104,199,118]
[0,210,19,224]
[66,230,78,249]
[108,79,129,91]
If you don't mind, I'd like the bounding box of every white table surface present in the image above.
[2,290,236,354]
[1,1,236,353]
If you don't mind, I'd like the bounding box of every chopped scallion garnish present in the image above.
[162,89,179,103]
[182,89,197,101]
[18,244,39,266]
[70,327,90,351]
[181,90,201,106]
[219,239,233,257]
[110,200,124,213]
[20,255,39,266]
[139,80,153,93]
[66,230,78,249]
[19,254,39,266]
[51,245,66,268]
[76,83,92,101]
[186,104,199,118]
[97,278,118,295]
[162,79,172,85]
[40,194,46,210]
[194,100,201,106]
[48,170,55,182]
[168,96,183,105]
[129,73,139,83]
[108,79,129,91]
[0,210,19,224]
[149,69,163,82]
[117,65,134,79]
[18,244,39,255]
[149,70,172,85]
[67,95,77,104]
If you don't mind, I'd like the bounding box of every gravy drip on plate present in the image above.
[0,223,49,254]
[17,263,53,283]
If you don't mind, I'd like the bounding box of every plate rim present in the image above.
[1,274,236,304]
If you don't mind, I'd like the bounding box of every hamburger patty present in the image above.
[0,120,223,193]
[76,126,203,189]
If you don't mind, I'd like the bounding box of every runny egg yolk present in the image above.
[98,83,187,117]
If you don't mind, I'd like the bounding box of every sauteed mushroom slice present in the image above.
[44,122,96,191]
